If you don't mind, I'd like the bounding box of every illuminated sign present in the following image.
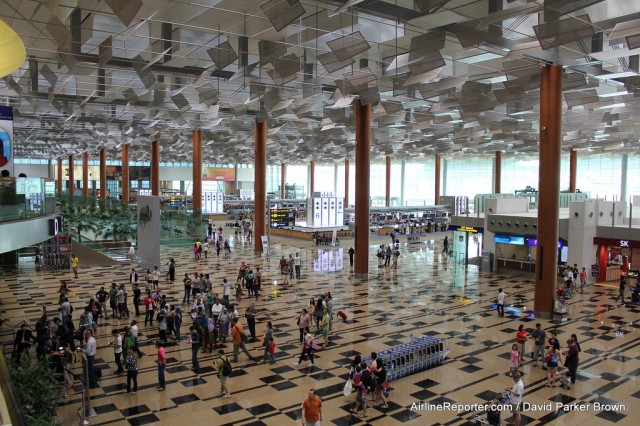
[527,238,563,249]
[457,226,478,233]
[620,240,629,247]
[270,208,295,228]
[494,235,525,245]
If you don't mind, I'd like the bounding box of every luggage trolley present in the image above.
[471,391,512,426]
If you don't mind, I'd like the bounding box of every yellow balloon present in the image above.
[0,18,26,78]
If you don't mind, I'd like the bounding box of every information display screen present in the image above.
[270,208,295,228]
[170,196,184,207]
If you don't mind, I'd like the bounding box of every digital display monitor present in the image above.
[494,235,525,245]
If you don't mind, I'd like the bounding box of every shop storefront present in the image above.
[593,237,640,282]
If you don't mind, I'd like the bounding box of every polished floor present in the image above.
[1,231,638,426]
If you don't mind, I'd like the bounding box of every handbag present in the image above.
[343,379,353,396]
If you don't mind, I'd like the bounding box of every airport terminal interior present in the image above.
[2,0,640,425]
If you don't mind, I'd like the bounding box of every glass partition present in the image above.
[0,177,52,223]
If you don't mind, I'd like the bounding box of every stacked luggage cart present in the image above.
[362,336,450,382]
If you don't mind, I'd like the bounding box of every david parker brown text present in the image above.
[410,401,627,413]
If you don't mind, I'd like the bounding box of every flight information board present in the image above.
[270,208,295,228]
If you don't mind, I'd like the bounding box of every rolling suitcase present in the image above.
[337,311,347,322]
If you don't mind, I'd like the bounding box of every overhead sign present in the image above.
[270,208,295,228]
[457,226,478,233]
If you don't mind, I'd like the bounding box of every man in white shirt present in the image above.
[222,279,233,306]
[497,288,507,317]
[293,253,302,279]
[112,329,124,374]
[81,331,98,384]
[506,371,524,426]
[152,266,161,289]
[211,299,224,324]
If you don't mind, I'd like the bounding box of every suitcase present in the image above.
[337,311,347,321]
[95,366,102,379]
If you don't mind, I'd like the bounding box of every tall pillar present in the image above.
[192,130,202,210]
[495,151,502,193]
[151,139,160,196]
[345,159,350,207]
[434,154,441,204]
[385,156,391,207]
[82,152,89,198]
[122,144,129,204]
[534,65,563,319]
[400,160,406,206]
[621,153,628,202]
[281,162,286,199]
[354,100,371,279]
[254,119,267,253]
[68,155,74,198]
[57,158,63,196]
[309,160,315,194]
[569,149,577,192]
[99,148,106,200]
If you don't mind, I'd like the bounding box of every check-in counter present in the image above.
[270,227,352,240]
[605,265,621,281]
[497,258,536,273]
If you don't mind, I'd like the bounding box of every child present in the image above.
[235,282,243,303]
[545,347,559,387]
[509,343,519,376]
[350,365,368,419]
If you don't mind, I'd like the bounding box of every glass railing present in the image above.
[0,177,55,223]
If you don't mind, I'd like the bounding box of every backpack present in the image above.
[157,312,165,322]
[221,357,232,377]
[545,352,553,362]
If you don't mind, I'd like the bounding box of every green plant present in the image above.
[8,353,64,426]
[58,204,100,242]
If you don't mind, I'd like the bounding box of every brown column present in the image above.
[281,162,286,199]
[122,144,129,204]
[495,150,502,193]
[254,119,267,252]
[192,130,202,210]
[385,156,391,207]
[309,160,315,194]
[99,148,106,200]
[151,139,160,196]
[68,155,74,198]
[354,100,371,279]
[569,149,577,192]
[434,154,441,204]
[82,152,89,198]
[534,65,563,319]
[345,159,350,207]
[57,158,63,196]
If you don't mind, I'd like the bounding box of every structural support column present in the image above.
[68,155,75,199]
[122,144,129,204]
[345,159,350,207]
[309,160,315,194]
[281,162,286,199]
[434,154,441,204]
[192,130,202,210]
[99,148,106,200]
[400,160,406,206]
[254,120,267,253]
[82,152,89,198]
[151,139,160,196]
[621,154,628,202]
[57,158,63,197]
[385,156,391,207]
[534,65,563,319]
[569,148,577,193]
[495,150,502,193]
[354,100,371,279]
